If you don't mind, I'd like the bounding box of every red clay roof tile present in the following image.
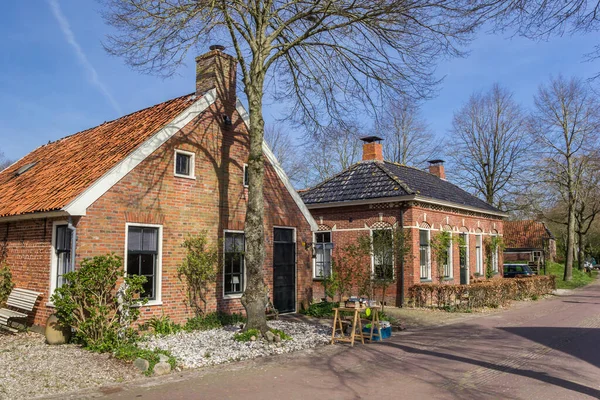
[504,220,553,249]
[0,93,197,217]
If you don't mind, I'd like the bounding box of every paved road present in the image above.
[83,279,600,400]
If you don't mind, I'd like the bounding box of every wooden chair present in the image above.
[0,288,42,332]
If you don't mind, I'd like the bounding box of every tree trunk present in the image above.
[564,204,575,281]
[240,81,269,334]
[578,230,585,270]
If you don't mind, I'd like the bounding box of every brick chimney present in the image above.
[361,136,384,162]
[196,45,237,104]
[428,159,446,179]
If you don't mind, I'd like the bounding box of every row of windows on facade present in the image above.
[419,230,499,280]
[174,149,249,186]
[52,225,247,300]
[314,229,500,282]
[314,229,394,281]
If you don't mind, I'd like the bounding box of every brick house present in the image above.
[504,220,556,267]
[300,137,506,306]
[0,47,317,328]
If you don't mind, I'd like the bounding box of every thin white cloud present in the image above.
[48,0,122,115]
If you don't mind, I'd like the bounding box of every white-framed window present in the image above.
[444,233,453,279]
[532,251,542,263]
[459,232,469,276]
[174,149,195,179]
[50,221,74,296]
[224,230,245,297]
[419,229,431,280]
[475,234,483,275]
[243,164,249,187]
[372,229,394,279]
[125,223,163,304]
[314,231,332,279]
[492,236,499,273]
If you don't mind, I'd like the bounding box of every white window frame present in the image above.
[243,164,249,187]
[532,251,542,263]
[173,149,196,179]
[444,233,453,279]
[419,229,431,281]
[370,228,395,280]
[223,229,246,299]
[124,223,163,306]
[492,235,499,273]
[459,232,470,284]
[49,220,72,303]
[313,231,332,279]
[475,234,483,275]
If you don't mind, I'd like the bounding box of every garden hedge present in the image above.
[408,276,556,310]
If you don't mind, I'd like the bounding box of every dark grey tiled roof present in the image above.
[300,161,500,213]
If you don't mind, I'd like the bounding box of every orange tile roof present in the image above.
[504,220,554,249]
[0,93,197,217]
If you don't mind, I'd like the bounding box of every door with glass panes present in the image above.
[273,228,296,313]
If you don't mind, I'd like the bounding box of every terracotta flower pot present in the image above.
[45,314,71,345]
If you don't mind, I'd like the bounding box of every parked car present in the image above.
[503,264,535,278]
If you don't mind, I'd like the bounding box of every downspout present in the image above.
[68,216,77,269]
[399,209,405,308]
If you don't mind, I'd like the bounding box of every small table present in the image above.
[331,306,382,346]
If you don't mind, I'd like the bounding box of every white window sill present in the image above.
[45,302,55,308]
[223,293,243,300]
[174,174,196,180]
[131,300,163,307]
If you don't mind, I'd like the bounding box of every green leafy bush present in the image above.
[269,328,292,340]
[177,233,219,316]
[300,301,337,318]
[51,254,147,351]
[234,328,260,342]
[184,312,245,331]
[0,262,14,307]
[408,275,556,310]
[147,315,183,335]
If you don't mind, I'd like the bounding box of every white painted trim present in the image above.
[305,193,508,218]
[0,211,69,223]
[312,230,332,279]
[49,220,69,299]
[419,228,432,280]
[124,222,163,306]
[63,90,217,216]
[235,100,318,232]
[173,149,196,179]
[242,164,249,188]
[223,229,246,298]
[475,234,483,276]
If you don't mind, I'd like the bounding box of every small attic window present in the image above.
[15,162,36,177]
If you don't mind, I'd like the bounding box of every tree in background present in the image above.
[377,97,440,167]
[101,0,537,332]
[263,125,305,186]
[448,83,529,210]
[0,151,12,171]
[529,76,600,281]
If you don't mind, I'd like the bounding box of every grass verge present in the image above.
[546,261,598,289]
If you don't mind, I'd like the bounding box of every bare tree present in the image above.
[529,75,600,281]
[377,98,439,166]
[0,151,12,171]
[448,83,529,210]
[263,125,304,186]
[301,121,362,187]
[574,156,600,267]
[102,0,494,332]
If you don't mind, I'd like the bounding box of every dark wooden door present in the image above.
[273,228,296,313]
[460,234,468,284]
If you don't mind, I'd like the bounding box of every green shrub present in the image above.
[177,233,219,316]
[112,344,177,376]
[0,262,14,307]
[300,301,337,318]
[234,328,260,342]
[184,312,245,331]
[269,328,292,340]
[408,275,556,310]
[147,315,183,335]
[51,254,147,351]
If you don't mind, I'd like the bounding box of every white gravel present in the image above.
[140,320,331,369]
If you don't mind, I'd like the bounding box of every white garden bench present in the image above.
[0,288,42,332]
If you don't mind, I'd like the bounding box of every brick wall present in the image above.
[309,202,504,306]
[3,100,312,327]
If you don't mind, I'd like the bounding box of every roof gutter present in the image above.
[0,210,70,223]
[305,194,508,218]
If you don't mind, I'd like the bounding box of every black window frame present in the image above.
[174,150,194,178]
[224,231,245,296]
[127,226,160,300]
[54,224,73,290]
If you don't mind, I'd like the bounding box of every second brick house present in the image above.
[300,137,506,306]
[0,47,317,327]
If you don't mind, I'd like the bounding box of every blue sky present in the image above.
[0,1,598,162]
